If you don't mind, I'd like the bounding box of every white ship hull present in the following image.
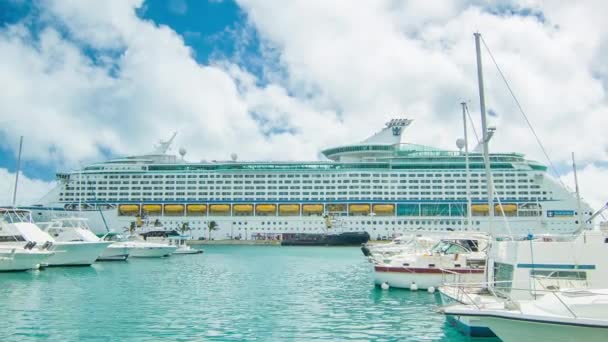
[45,241,112,266]
[28,206,588,240]
[0,248,52,271]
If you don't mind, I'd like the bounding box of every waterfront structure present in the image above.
[26,119,592,239]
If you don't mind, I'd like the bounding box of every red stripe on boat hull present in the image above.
[374,266,484,274]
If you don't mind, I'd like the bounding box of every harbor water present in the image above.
[0,246,497,341]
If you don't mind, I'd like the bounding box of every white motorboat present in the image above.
[170,237,203,255]
[139,228,202,255]
[103,233,176,258]
[373,234,488,290]
[442,288,608,342]
[0,209,109,266]
[438,229,608,337]
[0,246,53,272]
[39,218,129,262]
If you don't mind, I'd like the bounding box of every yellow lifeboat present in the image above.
[471,204,489,213]
[302,204,323,214]
[233,204,254,214]
[327,204,347,212]
[373,204,395,215]
[142,204,162,215]
[279,204,300,215]
[256,204,277,214]
[187,204,207,215]
[349,204,370,214]
[118,204,140,215]
[495,204,517,214]
[164,204,184,215]
[209,204,231,214]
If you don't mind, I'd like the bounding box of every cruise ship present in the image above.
[27,119,592,239]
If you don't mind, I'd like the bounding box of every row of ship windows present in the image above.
[59,191,546,199]
[64,185,542,191]
[73,172,536,180]
[61,197,551,203]
[160,220,484,227]
[69,178,534,185]
[61,190,547,197]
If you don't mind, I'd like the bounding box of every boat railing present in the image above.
[442,281,608,318]
[441,280,512,308]
[502,288,608,319]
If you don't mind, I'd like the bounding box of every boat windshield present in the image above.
[432,241,471,255]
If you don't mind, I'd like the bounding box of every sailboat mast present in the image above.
[572,152,584,231]
[461,103,472,230]
[11,136,23,207]
[474,33,495,232]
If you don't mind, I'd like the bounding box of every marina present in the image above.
[0,245,479,341]
[1,0,607,340]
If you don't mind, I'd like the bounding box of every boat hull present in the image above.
[482,316,608,342]
[129,246,176,258]
[374,266,484,290]
[437,289,495,337]
[45,241,112,266]
[0,249,52,271]
[97,245,130,261]
[172,249,203,255]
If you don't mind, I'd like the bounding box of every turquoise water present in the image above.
[0,246,497,341]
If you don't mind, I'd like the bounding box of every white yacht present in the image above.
[138,228,202,255]
[0,209,110,266]
[0,246,53,272]
[39,218,128,261]
[442,288,608,342]
[171,238,203,255]
[438,229,608,337]
[102,233,177,258]
[373,234,489,290]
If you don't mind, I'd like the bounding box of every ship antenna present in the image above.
[474,32,495,236]
[154,132,177,154]
[11,136,23,207]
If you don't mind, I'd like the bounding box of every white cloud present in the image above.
[560,163,608,212]
[236,0,608,164]
[0,169,56,206]
[0,0,338,169]
[1,0,608,206]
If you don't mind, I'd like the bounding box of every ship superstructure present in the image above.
[29,119,592,239]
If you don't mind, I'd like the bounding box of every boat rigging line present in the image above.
[479,35,567,189]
